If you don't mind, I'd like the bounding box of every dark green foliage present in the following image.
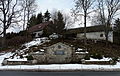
[84,54,90,60]
[91,53,103,59]
[49,11,65,34]
[27,55,34,60]
[112,57,118,62]
[20,55,24,59]
[28,15,37,28]
[110,57,117,65]
[56,11,65,33]
[44,10,51,22]
[42,21,53,36]
[36,12,43,24]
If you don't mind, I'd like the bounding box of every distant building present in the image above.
[65,25,113,42]
[28,21,53,38]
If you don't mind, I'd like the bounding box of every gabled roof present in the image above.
[65,25,113,34]
[28,21,53,33]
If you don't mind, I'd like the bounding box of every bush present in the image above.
[91,53,103,59]
[7,36,32,47]
[27,55,33,60]
[84,55,90,60]
[20,55,24,59]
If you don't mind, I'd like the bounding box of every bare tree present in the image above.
[97,0,120,44]
[73,0,95,45]
[51,9,58,21]
[63,13,74,29]
[20,0,37,30]
[0,0,22,48]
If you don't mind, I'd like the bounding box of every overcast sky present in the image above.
[36,0,74,13]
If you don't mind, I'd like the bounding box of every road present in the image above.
[0,71,120,76]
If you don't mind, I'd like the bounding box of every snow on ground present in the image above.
[24,38,41,47]
[0,38,120,71]
[85,57,112,61]
[0,52,13,65]
[1,37,50,65]
[24,38,49,48]
[7,58,27,62]
[0,52,120,71]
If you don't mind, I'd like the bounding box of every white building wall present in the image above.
[34,30,43,38]
[77,31,113,42]
[108,31,113,42]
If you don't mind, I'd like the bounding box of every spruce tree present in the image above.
[55,11,65,34]
[44,10,51,22]
[28,15,37,28]
[37,12,43,24]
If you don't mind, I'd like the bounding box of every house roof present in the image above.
[65,25,113,34]
[28,21,53,33]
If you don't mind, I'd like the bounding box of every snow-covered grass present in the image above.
[85,57,112,62]
[24,38,50,48]
[7,58,27,62]
[3,37,50,62]
[0,37,120,71]
[0,52,120,71]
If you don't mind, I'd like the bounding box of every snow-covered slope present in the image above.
[0,53,120,71]
[0,37,120,71]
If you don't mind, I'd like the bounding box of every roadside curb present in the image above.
[0,68,120,72]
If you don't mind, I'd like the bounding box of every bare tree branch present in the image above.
[73,0,95,45]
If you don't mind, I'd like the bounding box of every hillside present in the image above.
[63,39,120,58]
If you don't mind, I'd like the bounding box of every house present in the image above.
[28,21,53,38]
[30,41,88,64]
[65,25,113,42]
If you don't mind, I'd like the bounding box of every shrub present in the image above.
[27,55,33,60]
[84,55,90,60]
[20,55,24,59]
[7,36,32,47]
[91,53,103,59]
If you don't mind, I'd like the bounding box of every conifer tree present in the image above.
[37,12,43,24]
[28,15,37,28]
[56,11,65,34]
[44,10,51,22]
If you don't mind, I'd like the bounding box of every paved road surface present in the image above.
[0,71,120,76]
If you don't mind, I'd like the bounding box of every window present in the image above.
[54,51,65,55]
[100,34,103,37]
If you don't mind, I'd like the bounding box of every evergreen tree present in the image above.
[36,12,43,24]
[28,15,37,28]
[55,11,65,34]
[43,11,65,35]
[51,11,65,34]
[44,10,51,22]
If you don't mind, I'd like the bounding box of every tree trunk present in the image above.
[27,8,30,30]
[84,11,87,45]
[105,21,110,46]
[23,9,26,30]
[2,27,7,48]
